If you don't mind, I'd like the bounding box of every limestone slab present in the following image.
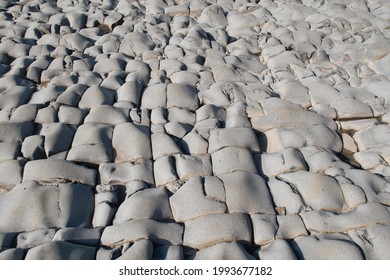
[278,171,344,211]
[175,154,212,181]
[260,148,307,178]
[113,187,173,223]
[101,219,183,247]
[300,202,390,234]
[17,229,56,249]
[99,160,154,185]
[208,127,260,153]
[23,159,97,186]
[258,239,297,260]
[170,177,226,223]
[183,213,252,249]
[195,242,255,260]
[211,147,258,175]
[219,171,275,214]
[25,241,96,260]
[291,235,365,260]
[0,182,93,232]
[112,123,152,162]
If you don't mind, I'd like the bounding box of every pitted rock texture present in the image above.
[0,0,390,260]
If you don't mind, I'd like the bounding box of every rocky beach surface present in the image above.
[0,0,390,260]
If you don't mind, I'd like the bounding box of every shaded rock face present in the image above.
[0,0,390,260]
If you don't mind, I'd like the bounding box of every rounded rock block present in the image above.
[169,177,227,223]
[112,123,152,162]
[113,187,173,224]
[291,235,365,260]
[25,241,97,260]
[183,213,252,250]
[0,182,94,233]
[194,242,255,260]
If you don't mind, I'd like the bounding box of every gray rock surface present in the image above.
[1,0,390,260]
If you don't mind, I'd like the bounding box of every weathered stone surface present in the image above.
[344,169,390,204]
[0,121,34,142]
[92,186,117,228]
[0,182,93,232]
[271,79,311,108]
[40,123,75,157]
[117,239,153,260]
[349,224,390,260]
[167,83,199,111]
[78,86,115,109]
[153,245,183,260]
[260,125,343,153]
[153,156,178,187]
[300,202,390,234]
[291,235,365,260]
[84,105,129,125]
[258,239,297,260]
[2,0,390,261]
[99,161,154,185]
[251,214,278,246]
[219,171,275,214]
[0,160,24,190]
[208,127,259,153]
[300,147,351,172]
[151,132,181,160]
[276,214,308,240]
[175,154,212,181]
[251,109,337,132]
[25,241,96,260]
[141,84,167,110]
[183,213,252,249]
[259,148,307,178]
[53,228,102,247]
[113,187,173,223]
[112,123,152,162]
[67,123,113,164]
[268,178,305,215]
[17,229,56,249]
[277,171,344,211]
[58,106,86,126]
[211,147,258,175]
[170,177,226,223]
[195,242,255,260]
[181,130,208,155]
[23,159,97,186]
[0,247,24,260]
[101,219,183,246]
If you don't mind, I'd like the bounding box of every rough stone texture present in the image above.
[300,202,390,234]
[211,147,258,175]
[0,182,94,232]
[194,242,255,260]
[183,213,252,249]
[101,219,184,247]
[1,0,390,260]
[278,171,344,211]
[259,148,308,178]
[112,123,152,162]
[258,239,297,260]
[25,241,97,260]
[23,159,97,186]
[169,177,226,223]
[291,235,365,260]
[208,127,260,153]
[348,224,390,260]
[219,171,275,214]
[113,187,173,223]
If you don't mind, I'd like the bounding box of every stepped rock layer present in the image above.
[0,0,390,259]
